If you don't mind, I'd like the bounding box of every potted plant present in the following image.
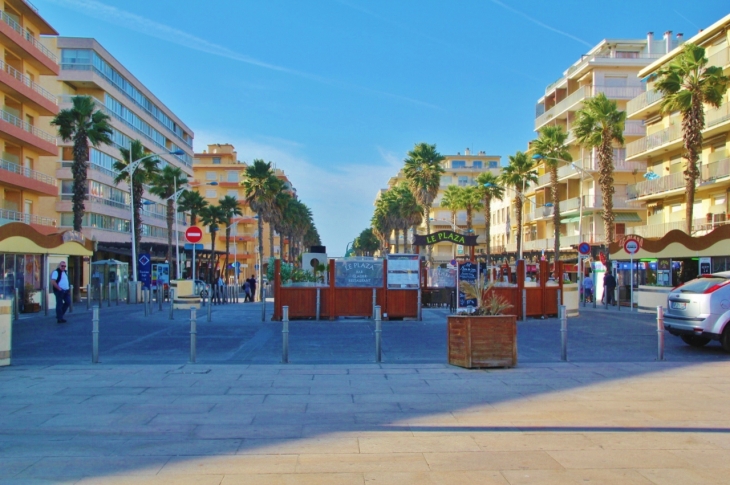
[22,283,41,313]
[447,279,517,368]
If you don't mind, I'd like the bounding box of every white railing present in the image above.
[702,157,730,182]
[627,171,684,199]
[707,46,729,69]
[0,208,55,226]
[626,124,682,158]
[623,119,646,136]
[561,197,581,212]
[0,109,56,144]
[535,85,590,128]
[706,102,730,130]
[627,219,705,238]
[583,194,631,209]
[0,59,56,103]
[627,89,664,117]
[0,158,56,185]
[537,172,551,187]
[594,85,645,100]
[0,10,59,63]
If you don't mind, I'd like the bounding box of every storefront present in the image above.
[0,223,94,313]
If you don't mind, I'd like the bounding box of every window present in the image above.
[615,223,626,237]
[714,196,726,206]
[451,160,466,169]
[671,204,682,213]
[489,161,499,169]
[227,171,238,182]
[440,176,452,185]
[227,190,238,200]
[670,156,683,174]
[615,51,639,59]
[213,157,221,164]
[472,161,482,169]
[604,76,628,86]
[206,172,217,181]
[205,190,217,199]
[458,176,469,186]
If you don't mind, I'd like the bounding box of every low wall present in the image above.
[637,285,671,314]
[0,299,11,366]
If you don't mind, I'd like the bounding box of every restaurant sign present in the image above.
[413,230,478,247]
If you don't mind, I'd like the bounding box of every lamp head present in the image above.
[544,202,554,207]
[532,154,544,160]
[208,181,219,186]
[169,149,185,156]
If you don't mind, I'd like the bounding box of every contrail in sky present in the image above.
[490,0,593,48]
[45,0,439,109]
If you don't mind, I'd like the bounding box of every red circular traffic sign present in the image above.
[185,227,203,243]
[624,239,640,255]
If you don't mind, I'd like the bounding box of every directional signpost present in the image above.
[186,227,203,281]
[624,238,641,311]
[577,242,591,308]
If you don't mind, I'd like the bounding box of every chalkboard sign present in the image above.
[335,259,384,287]
[458,262,478,308]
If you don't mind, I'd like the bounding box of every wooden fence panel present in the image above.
[334,288,377,317]
[387,290,418,318]
[544,287,560,316]
[279,287,317,318]
[525,287,543,317]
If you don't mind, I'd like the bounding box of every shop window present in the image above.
[615,223,626,237]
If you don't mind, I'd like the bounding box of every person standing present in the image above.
[582,275,594,303]
[603,270,617,306]
[243,279,252,302]
[247,275,257,302]
[50,262,70,323]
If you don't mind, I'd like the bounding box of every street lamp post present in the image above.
[167,183,186,280]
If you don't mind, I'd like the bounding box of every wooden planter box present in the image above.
[447,315,517,368]
[21,303,40,314]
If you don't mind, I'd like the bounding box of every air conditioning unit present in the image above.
[302,252,327,274]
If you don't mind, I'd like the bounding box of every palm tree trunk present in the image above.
[257,214,264,301]
[551,165,560,264]
[411,224,418,252]
[424,205,432,263]
[394,228,400,254]
[133,183,144,258]
[598,139,615,246]
[484,200,492,278]
[683,104,703,235]
[71,135,89,303]
[224,226,231,282]
[166,199,174,276]
[268,224,275,260]
[210,229,217,284]
[515,190,523,259]
[466,209,473,233]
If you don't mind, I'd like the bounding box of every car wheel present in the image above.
[721,325,730,353]
[680,335,711,347]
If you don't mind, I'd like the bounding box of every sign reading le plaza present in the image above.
[413,230,478,247]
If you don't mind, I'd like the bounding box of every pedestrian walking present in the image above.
[50,262,71,323]
[582,275,594,303]
[217,275,225,303]
[243,280,252,302]
[604,270,617,306]
[247,275,257,302]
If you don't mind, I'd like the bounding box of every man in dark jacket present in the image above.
[604,271,617,306]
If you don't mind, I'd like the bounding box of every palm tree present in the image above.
[402,142,445,262]
[440,185,461,232]
[264,178,287,258]
[149,165,188,278]
[500,151,538,259]
[392,182,422,253]
[653,43,730,234]
[532,125,572,263]
[241,159,276,297]
[199,203,226,283]
[218,195,243,281]
[113,139,160,265]
[373,192,398,253]
[458,186,483,234]
[353,228,380,256]
[178,190,208,227]
[51,95,112,302]
[476,172,504,268]
[574,93,625,247]
[271,191,293,260]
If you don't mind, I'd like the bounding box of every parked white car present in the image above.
[664,271,730,350]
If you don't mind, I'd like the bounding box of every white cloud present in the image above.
[195,130,402,256]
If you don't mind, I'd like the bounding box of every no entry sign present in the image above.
[185,227,203,243]
[624,238,640,255]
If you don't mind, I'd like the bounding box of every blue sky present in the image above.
[37,0,728,255]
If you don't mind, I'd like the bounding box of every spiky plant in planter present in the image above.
[458,279,512,316]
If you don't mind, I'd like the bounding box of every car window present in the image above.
[677,277,728,293]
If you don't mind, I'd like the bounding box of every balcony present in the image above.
[707,45,729,70]
[627,219,707,238]
[0,10,59,75]
[0,59,57,114]
[705,102,730,131]
[701,157,730,183]
[582,194,632,210]
[626,124,682,160]
[626,89,664,119]
[220,234,256,242]
[627,172,684,200]
[0,109,57,155]
[0,208,56,228]
[535,85,589,129]
[0,157,56,195]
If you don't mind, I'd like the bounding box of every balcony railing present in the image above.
[1,158,56,185]
[537,172,551,187]
[535,85,589,128]
[627,219,705,238]
[706,102,730,130]
[623,119,646,136]
[593,85,645,100]
[626,124,682,158]
[0,59,56,103]
[701,157,730,182]
[626,89,664,117]
[0,208,55,226]
[627,171,684,199]
[0,109,57,144]
[0,10,59,63]
[707,46,729,69]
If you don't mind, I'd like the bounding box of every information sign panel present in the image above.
[386,254,419,289]
[335,259,384,287]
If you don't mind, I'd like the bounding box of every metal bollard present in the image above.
[169,289,175,320]
[557,289,562,310]
[127,281,131,304]
[282,306,289,364]
[207,288,212,322]
[189,308,197,363]
[261,287,266,322]
[116,282,120,306]
[559,305,568,361]
[13,288,20,320]
[316,288,321,321]
[372,288,377,319]
[417,288,422,321]
[522,289,527,322]
[617,287,621,311]
[69,285,74,313]
[87,284,91,311]
[92,306,99,364]
[158,285,163,311]
[657,306,665,361]
[143,289,149,316]
[107,283,112,308]
[375,305,382,363]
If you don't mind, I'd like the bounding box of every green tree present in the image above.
[392,182,422,253]
[402,142,445,262]
[199,203,226,283]
[574,93,625,246]
[532,125,572,263]
[218,195,243,281]
[353,228,380,256]
[51,95,112,301]
[458,186,483,234]
[241,160,277,296]
[440,185,461,232]
[178,190,208,227]
[499,151,538,258]
[149,165,188,278]
[476,172,504,267]
[113,139,160,264]
[653,42,729,233]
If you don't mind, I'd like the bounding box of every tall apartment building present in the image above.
[625,16,730,241]
[192,144,293,283]
[0,0,59,234]
[513,34,682,262]
[382,148,501,264]
[37,37,194,282]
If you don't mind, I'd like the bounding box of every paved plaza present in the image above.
[1,301,729,483]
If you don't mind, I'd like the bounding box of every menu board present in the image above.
[458,262,478,308]
[387,254,420,289]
